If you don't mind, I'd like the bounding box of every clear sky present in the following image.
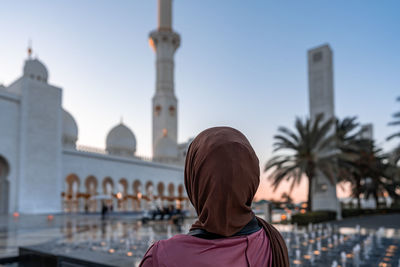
[1,0,399,202]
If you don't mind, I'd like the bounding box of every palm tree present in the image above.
[340,139,383,208]
[388,97,400,170]
[265,114,337,211]
[355,140,394,207]
[385,96,400,204]
[281,192,293,204]
[336,118,400,208]
[333,117,388,209]
[392,147,400,166]
[335,117,360,148]
[387,96,400,141]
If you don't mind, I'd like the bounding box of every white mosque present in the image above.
[0,0,192,214]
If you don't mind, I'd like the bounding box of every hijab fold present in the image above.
[185,127,289,267]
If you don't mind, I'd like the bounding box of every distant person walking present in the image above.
[140,127,289,267]
[101,202,107,220]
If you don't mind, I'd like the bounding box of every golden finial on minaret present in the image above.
[27,39,32,58]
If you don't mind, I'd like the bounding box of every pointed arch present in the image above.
[178,184,184,197]
[157,182,165,197]
[133,180,142,195]
[117,178,128,211]
[132,180,142,211]
[84,175,98,212]
[118,178,128,195]
[145,181,154,195]
[65,174,80,195]
[102,177,115,211]
[64,174,80,212]
[168,183,175,197]
[102,177,114,195]
[0,155,10,214]
[85,176,98,195]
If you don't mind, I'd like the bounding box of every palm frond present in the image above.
[272,135,298,151]
[387,96,400,140]
[387,132,400,141]
[277,126,299,144]
[312,117,334,148]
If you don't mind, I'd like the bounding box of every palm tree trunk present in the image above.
[305,166,315,212]
[307,177,313,212]
[356,179,361,209]
[373,191,379,209]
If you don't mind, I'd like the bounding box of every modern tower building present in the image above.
[308,44,340,215]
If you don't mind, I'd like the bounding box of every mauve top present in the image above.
[139,228,273,267]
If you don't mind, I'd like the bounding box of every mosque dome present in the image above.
[106,123,137,157]
[154,136,178,159]
[62,109,78,149]
[23,58,48,83]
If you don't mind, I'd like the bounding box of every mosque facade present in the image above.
[0,0,191,214]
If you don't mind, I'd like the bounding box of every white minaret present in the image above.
[150,0,180,160]
[308,44,340,216]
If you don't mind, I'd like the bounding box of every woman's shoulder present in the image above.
[157,228,268,248]
[140,230,272,267]
[139,236,189,267]
[156,233,196,248]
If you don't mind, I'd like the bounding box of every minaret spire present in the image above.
[150,0,181,160]
[158,0,172,31]
[27,39,32,59]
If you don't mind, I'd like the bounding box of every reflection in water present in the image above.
[55,217,192,266]
[1,214,400,266]
[54,217,400,267]
[62,217,187,243]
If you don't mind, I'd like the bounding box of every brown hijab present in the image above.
[184,127,289,267]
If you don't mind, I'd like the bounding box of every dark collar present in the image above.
[188,216,261,240]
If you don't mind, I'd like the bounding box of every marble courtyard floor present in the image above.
[0,213,399,266]
[0,213,144,258]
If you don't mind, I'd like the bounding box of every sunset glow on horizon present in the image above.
[255,168,351,202]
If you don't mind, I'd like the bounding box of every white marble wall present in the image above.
[0,90,21,213]
[17,78,63,214]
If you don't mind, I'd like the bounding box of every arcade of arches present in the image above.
[62,174,189,213]
[0,156,9,214]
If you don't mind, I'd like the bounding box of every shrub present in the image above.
[291,211,336,225]
[342,207,400,218]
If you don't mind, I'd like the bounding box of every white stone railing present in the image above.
[75,145,184,166]
[76,145,154,162]
[135,155,154,162]
[76,145,107,154]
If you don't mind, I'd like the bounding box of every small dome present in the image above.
[62,109,78,148]
[106,123,136,157]
[154,136,178,159]
[23,58,48,82]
